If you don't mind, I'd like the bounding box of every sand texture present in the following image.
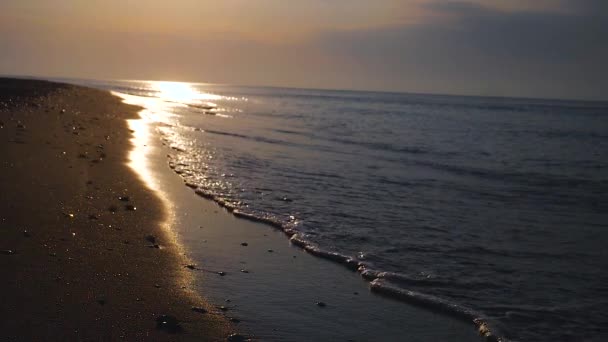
[0,78,231,341]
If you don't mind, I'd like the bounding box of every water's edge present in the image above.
[173,159,504,342]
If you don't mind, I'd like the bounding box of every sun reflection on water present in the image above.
[152,81,223,103]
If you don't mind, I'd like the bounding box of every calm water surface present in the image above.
[67,78,608,341]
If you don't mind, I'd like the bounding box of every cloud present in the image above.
[0,0,606,100]
[314,0,608,99]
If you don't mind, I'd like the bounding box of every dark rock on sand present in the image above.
[191,306,207,314]
[227,333,248,342]
[125,204,137,211]
[316,301,327,307]
[145,235,157,244]
[155,314,182,333]
[184,264,197,270]
[118,196,130,202]
[217,271,226,276]
[1,249,16,255]
[240,242,248,246]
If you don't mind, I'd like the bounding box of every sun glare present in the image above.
[152,81,222,103]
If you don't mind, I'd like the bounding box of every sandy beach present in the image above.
[0,78,231,341]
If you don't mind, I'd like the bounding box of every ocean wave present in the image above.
[176,171,509,341]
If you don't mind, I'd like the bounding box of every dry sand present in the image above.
[0,78,232,341]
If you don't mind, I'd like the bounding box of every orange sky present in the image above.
[1,0,606,100]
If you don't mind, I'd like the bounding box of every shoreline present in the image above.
[0,78,231,340]
[112,87,486,341]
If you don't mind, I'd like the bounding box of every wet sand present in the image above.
[115,89,484,341]
[0,78,231,341]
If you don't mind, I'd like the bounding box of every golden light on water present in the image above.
[153,81,223,103]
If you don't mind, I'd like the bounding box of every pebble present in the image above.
[1,250,16,255]
[240,242,248,246]
[184,264,197,270]
[217,271,226,276]
[125,205,136,211]
[145,235,157,244]
[155,315,182,333]
[227,333,247,342]
[118,196,130,202]
[316,301,327,308]
[191,306,207,314]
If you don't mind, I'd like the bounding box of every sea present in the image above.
[61,78,608,341]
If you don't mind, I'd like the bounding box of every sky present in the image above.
[0,0,606,100]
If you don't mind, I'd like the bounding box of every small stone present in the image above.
[240,242,248,247]
[185,264,197,270]
[191,307,207,314]
[240,269,249,273]
[145,235,157,244]
[267,249,274,253]
[316,301,327,308]
[118,196,130,202]
[155,315,182,333]
[1,250,16,255]
[219,306,228,311]
[125,205,136,211]
[217,271,226,276]
[227,333,247,342]
[229,317,241,324]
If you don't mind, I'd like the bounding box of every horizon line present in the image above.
[2,73,607,105]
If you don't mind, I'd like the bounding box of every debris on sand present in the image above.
[191,306,207,314]
[145,235,157,244]
[155,314,182,333]
[227,333,248,342]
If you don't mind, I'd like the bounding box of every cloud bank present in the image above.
[0,0,606,100]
